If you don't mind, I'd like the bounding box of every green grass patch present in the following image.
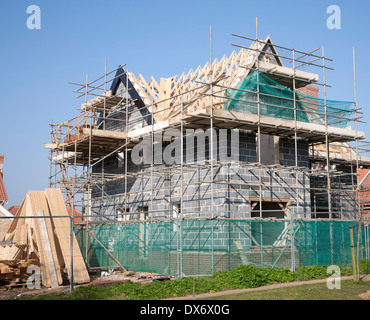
[201,279,370,300]
[14,260,370,300]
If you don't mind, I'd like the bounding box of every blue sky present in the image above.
[0,0,370,205]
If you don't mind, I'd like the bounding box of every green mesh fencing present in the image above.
[76,219,369,276]
[223,71,355,128]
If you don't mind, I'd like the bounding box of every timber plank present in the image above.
[27,192,62,287]
[44,188,90,284]
[35,209,59,288]
[25,194,50,287]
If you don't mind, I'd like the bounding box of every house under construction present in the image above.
[45,33,370,276]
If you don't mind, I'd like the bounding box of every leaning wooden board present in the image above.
[44,188,90,284]
[27,191,62,287]
[4,197,26,242]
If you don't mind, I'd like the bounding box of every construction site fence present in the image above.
[75,218,370,277]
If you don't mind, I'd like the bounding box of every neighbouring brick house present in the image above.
[359,168,370,221]
[0,155,8,207]
[0,155,12,241]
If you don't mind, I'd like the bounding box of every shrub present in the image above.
[359,259,370,274]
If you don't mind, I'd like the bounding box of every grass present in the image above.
[201,279,370,300]
[12,260,370,300]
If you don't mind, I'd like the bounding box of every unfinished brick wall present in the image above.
[296,84,319,98]
[91,128,312,220]
[310,164,358,219]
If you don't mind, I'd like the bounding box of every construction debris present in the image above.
[0,188,90,289]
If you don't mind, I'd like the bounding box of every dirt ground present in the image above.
[0,283,72,300]
[358,290,370,300]
[0,269,156,300]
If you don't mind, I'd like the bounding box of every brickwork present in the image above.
[310,164,357,219]
[296,84,319,98]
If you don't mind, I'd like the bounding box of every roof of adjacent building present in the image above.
[7,205,19,216]
[359,169,370,186]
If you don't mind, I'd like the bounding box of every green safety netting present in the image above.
[223,71,355,128]
[75,219,369,276]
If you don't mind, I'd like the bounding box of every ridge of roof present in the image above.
[111,36,280,122]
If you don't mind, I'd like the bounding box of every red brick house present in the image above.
[0,155,12,240]
[0,155,8,206]
[359,168,370,221]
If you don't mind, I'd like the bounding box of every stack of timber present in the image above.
[0,259,38,289]
[0,188,90,288]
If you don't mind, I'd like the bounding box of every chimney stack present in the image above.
[0,155,4,177]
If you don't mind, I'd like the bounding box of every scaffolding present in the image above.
[45,31,370,276]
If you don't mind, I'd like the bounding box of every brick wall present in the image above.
[310,164,358,220]
[91,128,313,220]
[296,84,319,98]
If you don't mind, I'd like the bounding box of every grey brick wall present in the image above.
[309,164,357,220]
[91,125,317,221]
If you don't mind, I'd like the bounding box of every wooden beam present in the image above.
[179,107,365,141]
[36,209,60,288]
[43,143,57,149]
[311,150,370,165]
[257,61,319,83]
[82,128,127,140]
[28,191,63,286]
[81,90,123,111]
[127,120,170,139]
[44,188,90,284]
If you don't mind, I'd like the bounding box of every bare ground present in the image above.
[0,270,156,300]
